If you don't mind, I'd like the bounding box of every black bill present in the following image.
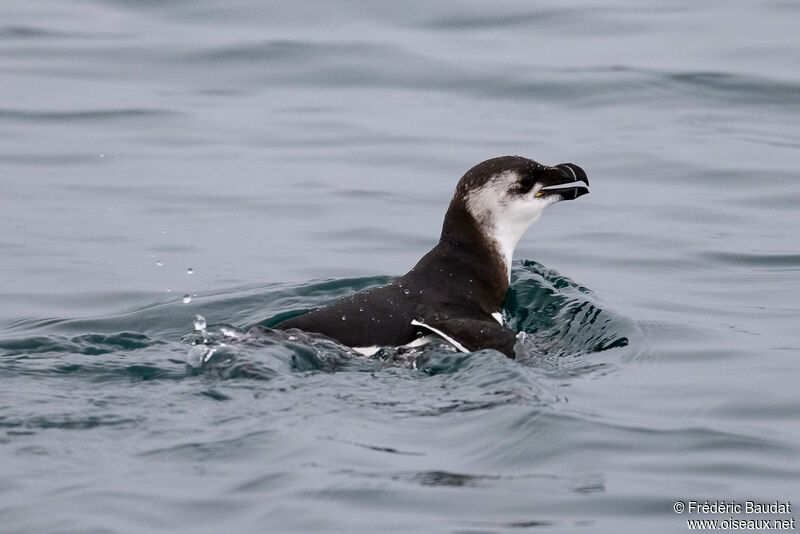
[537,163,589,200]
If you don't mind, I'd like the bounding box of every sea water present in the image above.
[1,1,799,532]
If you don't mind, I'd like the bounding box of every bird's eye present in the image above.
[516,176,537,194]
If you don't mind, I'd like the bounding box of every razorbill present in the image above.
[275,155,589,358]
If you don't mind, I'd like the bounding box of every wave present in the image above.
[0,108,175,123]
[0,262,632,387]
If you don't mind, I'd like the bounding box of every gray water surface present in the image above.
[1,1,799,533]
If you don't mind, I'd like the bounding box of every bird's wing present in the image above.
[411,318,517,358]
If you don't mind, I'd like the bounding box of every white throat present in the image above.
[464,176,560,279]
[487,211,540,278]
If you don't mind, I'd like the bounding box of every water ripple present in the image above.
[0,331,158,357]
[0,108,175,122]
[699,251,800,269]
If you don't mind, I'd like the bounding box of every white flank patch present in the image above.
[403,334,438,348]
[491,311,503,325]
[352,335,439,356]
[410,319,469,353]
[352,346,380,356]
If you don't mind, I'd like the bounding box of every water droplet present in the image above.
[182,294,192,304]
[156,260,163,267]
[193,314,206,331]
[403,289,410,295]
[187,345,208,367]
[288,335,298,341]
[221,327,240,338]
[98,153,105,158]
[203,346,217,363]
[341,315,346,321]
[166,287,172,292]
[187,267,194,275]
[359,307,364,312]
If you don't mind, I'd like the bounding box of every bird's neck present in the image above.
[439,201,510,292]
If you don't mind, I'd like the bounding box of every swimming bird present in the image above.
[275,156,589,358]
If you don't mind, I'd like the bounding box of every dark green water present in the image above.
[2,1,799,532]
